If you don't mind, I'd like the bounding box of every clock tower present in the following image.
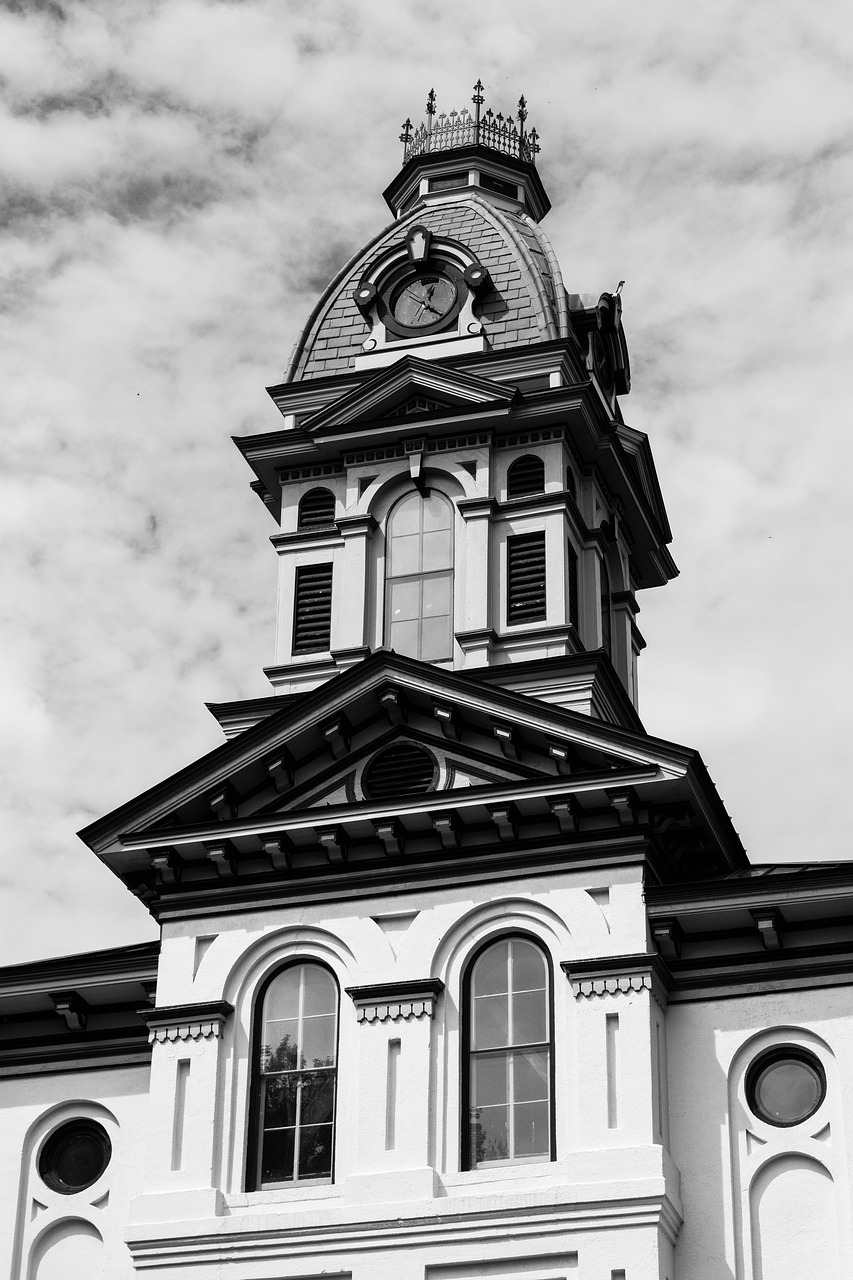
[237,83,675,725]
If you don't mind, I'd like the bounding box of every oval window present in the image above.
[746,1047,826,1127]
[39,1119,112,1194]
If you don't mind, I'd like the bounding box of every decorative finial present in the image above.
[517,95,528,125]
[399,117,412,145]
[615,280,625,296]
[527,126,540,165]
[426,88,436,116]
[472,78,484,146]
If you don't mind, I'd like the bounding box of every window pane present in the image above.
[422,574,452,617]
[262,1075,298,1128]
[471,1105,509,1163]
[263,1018,299,1072]
[422,528,452,571]
[391,494,420,535]
[513,1100,549,1156]
[514,1050,549,1102]
[511,941,546,993]
[389,579,420,621]
[302,967,337,1017]
[473,1054,508,1108]
[474,942,509,997]
[389,618,419,657]
[423,494,452,532]
[264,973,300,1022]
[512,988,547,1046]
[300,1072,336,1126]
[298,1124,333,1179]
[260,1127,295,1184]
[300,1013,336,1068]
[473,993,509,1049]
[420,614,452,662]
[390,532,421,576]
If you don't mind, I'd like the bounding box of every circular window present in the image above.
[746,1047,826,1127]
[39,1120,111,1194]
[363,743,437,801]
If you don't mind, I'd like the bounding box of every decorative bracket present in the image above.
[562,955,671,1010]
[50,990,89,1032]
[139,1000,234,1045]
[346,979,444,1024]
[751,907,784,951]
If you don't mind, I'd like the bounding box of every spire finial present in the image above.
[399,117,412,150]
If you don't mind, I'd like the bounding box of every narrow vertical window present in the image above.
[465,936,553,1168]
[567,543,579,631]
[385,490,453,661]
[251,962,338,1187]
[507,533,546,624]
[600,558,612,658]
[292,563,333,653]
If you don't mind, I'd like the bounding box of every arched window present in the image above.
[249,962,338,1188]
[298,487,336,529]
[507,454,545,499]
[385,490,453,661]
[463,936,553,1169]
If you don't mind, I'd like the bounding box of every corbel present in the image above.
[262,835,292,872]
[323,716,352,761]
[50,990,89,1032]
[607,789,637,827]
[549,743,572,775]
[150,847,181,886]
[492,720,518,761]
[379,685,408,726]
[489,804,518,843]
[140,980,157,1007]
[463,261,491,296]
[434,703,461,740]
[205,840,237,878]
[550,797,580,835]
[430,812,460,849]
[651,917,683,962]
[373,818,405,857]
[129,875,156,904]
[751,907,784,951]
[267,749,296,792]
[318,826,348,864]
[207,781,239,822]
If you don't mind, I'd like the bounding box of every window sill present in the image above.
[444,1157,557,1189]
[227,1182,343,1210]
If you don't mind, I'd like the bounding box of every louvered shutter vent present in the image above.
[568,544,579,629]
[363,743,436,801]
[507,455,545,499]
[298,487,336,529]
[292,563,333,653]
[507,533,547,624]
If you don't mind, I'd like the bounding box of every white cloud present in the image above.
[2,0,853,962]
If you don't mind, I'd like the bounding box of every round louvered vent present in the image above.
[363,743,437,801]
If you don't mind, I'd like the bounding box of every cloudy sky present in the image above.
[2,0,852,966]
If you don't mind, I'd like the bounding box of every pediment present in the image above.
[301,356,517,433]
[79,651,746,902]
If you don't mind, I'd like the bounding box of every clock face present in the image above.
[390,274,458,329]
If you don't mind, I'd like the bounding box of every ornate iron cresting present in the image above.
[401,81,540,166]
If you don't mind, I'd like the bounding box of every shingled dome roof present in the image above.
[285,193,571,383]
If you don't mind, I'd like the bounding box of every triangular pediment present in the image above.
[79,652,746,904]
[301,356,517,433]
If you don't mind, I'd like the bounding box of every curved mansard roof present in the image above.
[285,192,571,383]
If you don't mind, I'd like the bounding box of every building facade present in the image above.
[2,88,852,1280]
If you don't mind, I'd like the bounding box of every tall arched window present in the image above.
[464,936,553,1169]
[249,962,338,1188]
[385,490,453,661]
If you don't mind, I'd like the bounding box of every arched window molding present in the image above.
[461,932,555,1170]
[246,960,340,1190]
[384,489,454,661]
